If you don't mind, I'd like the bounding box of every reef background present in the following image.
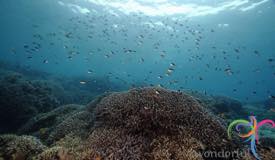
[0,0,275,102]
[0,62,274,160]
[0,0,275,159]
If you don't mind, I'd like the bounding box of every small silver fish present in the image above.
[88,69,93,74]
[170,63,176,67]
[80,81,87,85]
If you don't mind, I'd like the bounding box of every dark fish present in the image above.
[24,44,29,49]
[158,75,163,79]
[224,68,233,75]
[254,50,260,55]
[65,32,73,38]
[88,69,93,74]
[170,63,176,67]
[268,58,274,62]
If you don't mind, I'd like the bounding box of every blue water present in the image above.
[0,0,275,102]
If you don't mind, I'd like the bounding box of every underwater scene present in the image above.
[0,0,274,159]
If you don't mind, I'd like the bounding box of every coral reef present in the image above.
[47,110,93,144]
[18,104,84,141]
[0,64,125,134]
[263,98,275,110]
[0,87,274,160]
[0,72,61,133]
[0,134,46,160]
[87,88,240,159]
[33,146,72,160]
[189,91,246,121]
[150,135,204,160]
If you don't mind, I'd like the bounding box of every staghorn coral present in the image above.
[54,134,88,159]
[94,88,234,148]
[18,104,83,141]
[33,146,72,160]
[84,87,240,159]
[86,127,150,159]
[1,87,273,160]
[150,134,204,160]
[241,147,275,160]
[0,134,46,160]
[47,111,93,144]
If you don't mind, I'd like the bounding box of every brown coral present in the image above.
[33,146,73,160]
[94,88,233,147]
[3,87,265,160]
[84,87,240,159]
[0,134,46,160]
[47,111,93,144]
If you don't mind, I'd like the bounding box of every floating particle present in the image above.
[10,48,16,54]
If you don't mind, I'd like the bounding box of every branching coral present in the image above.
[33,146,72,160]
[86,87,240,159]
[47,111,93,144]
[0,134,46,160]
[1,87,273,160]
[95,88,232,146]
[18,104,83,138]
[85,127,150,159]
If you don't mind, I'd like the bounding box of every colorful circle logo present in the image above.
[227,116,275,160]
